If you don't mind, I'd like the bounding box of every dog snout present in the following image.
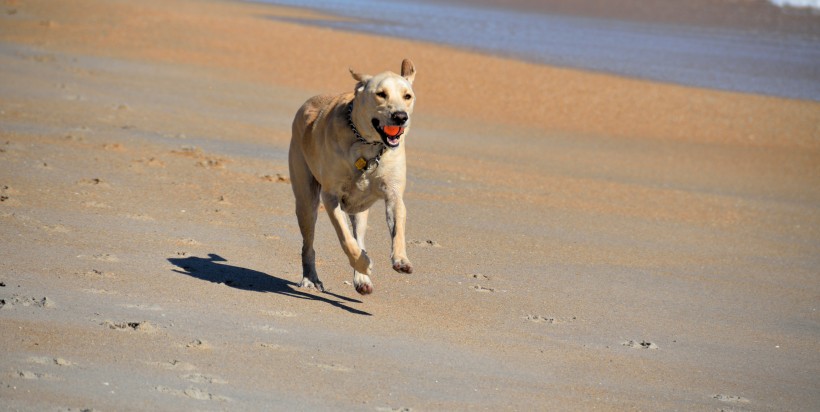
[391,111,408,125]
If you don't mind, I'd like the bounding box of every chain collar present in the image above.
[348,102,382,147]
[347,102,387,173]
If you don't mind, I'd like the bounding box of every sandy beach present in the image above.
[1,0,819,410]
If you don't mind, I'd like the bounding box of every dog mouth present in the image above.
[372,119,404,148]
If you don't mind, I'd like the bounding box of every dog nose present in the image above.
[391,111,408,125]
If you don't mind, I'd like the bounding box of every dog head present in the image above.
[350,59,416,148]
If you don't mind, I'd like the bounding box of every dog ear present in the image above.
[400,59,416,85]
[350,68,372,94]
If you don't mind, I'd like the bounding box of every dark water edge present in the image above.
[252,0,820,102]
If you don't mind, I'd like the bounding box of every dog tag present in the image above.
[355,157,367,171]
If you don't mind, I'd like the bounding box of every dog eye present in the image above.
[376,91,387,99]
[404,94,413,100]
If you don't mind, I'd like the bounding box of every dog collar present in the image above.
[347,103,383,147]
[348,102,387,172]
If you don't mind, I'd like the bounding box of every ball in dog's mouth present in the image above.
[383,125,403,137]
[372,119,404,148]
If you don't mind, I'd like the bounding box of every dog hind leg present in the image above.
[289,148,323,291]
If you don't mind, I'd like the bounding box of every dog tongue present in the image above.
[383,125,403,137]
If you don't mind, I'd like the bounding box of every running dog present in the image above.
[288,59,417,295]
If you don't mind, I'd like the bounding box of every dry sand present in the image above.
[1,0,819,410]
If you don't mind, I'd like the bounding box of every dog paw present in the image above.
[392,258,413,274]
[353,272,373,295]
[299,277,324,292]
[352,251,372,275]
[355,282,373,295]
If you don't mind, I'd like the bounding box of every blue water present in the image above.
[255,0,820,101]
[769,0,820,9]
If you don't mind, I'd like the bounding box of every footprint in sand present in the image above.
[713,394,750,404]
[469,273,506,293]
[622,340,658,350]
[170,145,227,169]
[185,339,212,350]
[102,320,156,332]
[146,360,197,371]
[257,342,294,352]
[93,253,119,262]
[1,185,20,205]
[19,357,75,382]
[409,239,441,248]
[181,373,227,384]
[260,173,290,183]
[0,295,55,309]
[27,356,75,367]
[78,269,116,279]
[524,314,577,324]
[155,385,230,402]
[312,362,352,373]
[77,178,110,187]
[14,370,57,380]
[524,315,558,324]
[118,303,163,311]
[472,285,495,293]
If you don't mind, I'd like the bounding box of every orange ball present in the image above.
[383,126,402,137]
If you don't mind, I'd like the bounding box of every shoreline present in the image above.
[255,0,820,101]
[439,0,820,37]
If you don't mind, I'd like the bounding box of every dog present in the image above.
[288,59,417,295]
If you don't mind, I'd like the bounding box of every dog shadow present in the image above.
[168,253,370,316]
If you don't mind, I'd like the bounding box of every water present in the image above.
[769,0,820,10]
[254,0,820,101]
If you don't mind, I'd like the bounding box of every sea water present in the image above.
[769,0,820,10]
[257,0,820,101]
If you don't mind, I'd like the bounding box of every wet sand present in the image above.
[1,0,819,410]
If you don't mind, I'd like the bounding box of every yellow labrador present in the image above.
[288,59,416,295]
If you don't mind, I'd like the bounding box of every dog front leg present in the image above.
[386,195,413,274]
[321,192,373,294]
[349,210,373,295]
